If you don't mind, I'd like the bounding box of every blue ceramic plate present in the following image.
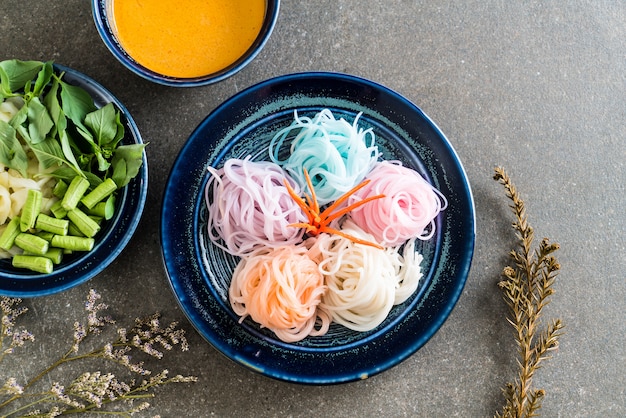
[0,65,148,298]
[161,72,474,384]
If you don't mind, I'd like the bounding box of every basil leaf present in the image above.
[84,171,104,188]
[49,103,83,176]
[43,77,61,138]
[27,97,54,144]
[0,119,28,176]
[74,123,97,152]
[111,143,146,188]
[111,111,125,148]
[96,151,110,172]
[59,126,83,175]
[50,166,102,188]
[0,60,43,96]
[23,80,32,95]
[85,103,118,147]
[59,79,96,132]
[33,61,54,97]
[49,165,78,182]
[10,103,31,143]
[29,137,66,171]
[111,157,127,188]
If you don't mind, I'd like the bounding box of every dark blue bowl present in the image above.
[161,72,475,384]
[91,0,280,87]
[0,65,148,298]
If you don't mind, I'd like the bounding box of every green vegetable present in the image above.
[0,120,27,177]
[111,143,146,188]
[50,200,68,219]
[0,58,145,186]
[0,59,147,274]
[86,195,116,220]
[45,247,64,264]
[81,177,117,209]
[0,216,21,250]
[52,179,68,198]
[12,254,53,274]
[27,96,54,144]
[20,189,42,232]
[35,230,55,241]
[67,221,85,237]
[35,213,69,236]
[67,208,100,238]
[14,233,49,255]
[50,235,94,252]
[61,175,90,211]
[0,60,45,96]
[26,247,64,264]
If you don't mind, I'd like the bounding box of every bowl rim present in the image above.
[0,64,148,298]
[90,0,281,87]
[160,71,475,384]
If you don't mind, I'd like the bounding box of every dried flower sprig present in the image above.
[0,289,197,417]
[494,167,565,418]
[0,298,35,363]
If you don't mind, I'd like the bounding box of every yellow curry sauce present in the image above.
[111,0,266,78]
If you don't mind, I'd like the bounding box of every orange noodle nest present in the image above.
[229,245,331,343]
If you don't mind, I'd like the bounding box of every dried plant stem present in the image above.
[494,167,564,418]
[0,341,128,410]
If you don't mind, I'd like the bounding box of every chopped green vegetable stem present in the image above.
[88,194,116,220]
[50,200,68,219]
[61,176,90,211]
[35,230,55,241]
[12,254,53,274]
[67,208,100,238]
[24,247,63,264]
[0,216,21,250]
[52,179,68,198]
[20,189,42,232]
[14,232,49,255]
[81,177,117,209]
[35,213,69,236]
[50,235,94,252]
[88,201,106,219]
[67,221,85,237]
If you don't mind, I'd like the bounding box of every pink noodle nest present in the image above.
[346,161,446,247]
[205,157,308,256]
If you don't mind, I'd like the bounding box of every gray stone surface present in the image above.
[1,1,624,417]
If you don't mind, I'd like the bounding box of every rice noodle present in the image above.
[307,219,423,332]
[206,109,447,342]
[345,160,447,247]
[269,109,379,205]
[205,157,307,256]
[229,245,330,343]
